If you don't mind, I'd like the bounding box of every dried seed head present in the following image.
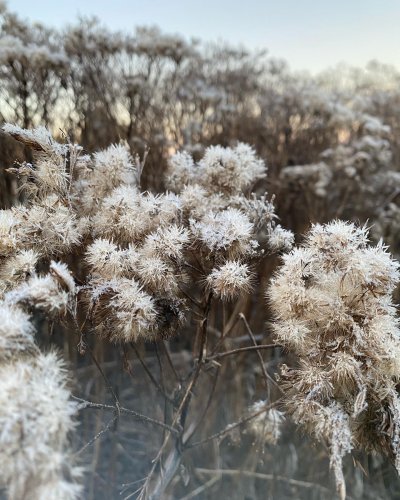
[207,261,253,300]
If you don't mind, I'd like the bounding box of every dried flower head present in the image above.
[0,352,81,500]
[0,249,38,294]
[190,208,258,259]
[269,220,400,499]
[5,262,75,316]
[0,302,36,360]
[207,261,253,300]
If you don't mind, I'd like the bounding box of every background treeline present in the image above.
[2,3,400,246]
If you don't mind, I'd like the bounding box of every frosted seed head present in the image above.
[207,261,253,300]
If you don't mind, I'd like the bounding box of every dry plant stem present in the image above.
[178,474,221,500]
[86,343,121,411]
[379,187,400,210]
[162,340,182,383]
[178,285,202,309]
[239,312,280,397]
[179,293,212,431]
[182,366,220,445]
[210,309,242,355]
[182,260,203,276]
[72,396,178,434]
[139,293,212,500]
[131,343,176,406]
[186,401,278,449]
[120,477,146,494]
[184,344,281,445]
[205,343,278,362]
[155,343,169,440]
[335,183,352,219]
[195,468,332,495]
[76,414,118,455]
[211,299,250,356]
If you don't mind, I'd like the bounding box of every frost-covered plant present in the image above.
[0,351,81,500]
[2,6,400,497]
[0,124,82,498]
[279,115,394,224]
[0,279,81,499]
[82,139,288,340]
[373,200,400,257]
[0,8,68,129]
[1,123,292,497]
[269,221,400,499]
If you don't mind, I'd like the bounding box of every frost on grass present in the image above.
[269,220,400,499]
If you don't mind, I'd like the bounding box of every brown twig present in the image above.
[86,344,121,412]
[162,340,182,383]
[73,396,179,435]
[205,343,278,362]
[239,313,282,397]
[131,343,176,405]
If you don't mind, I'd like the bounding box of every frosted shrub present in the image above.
[71,133,287,343]
[1,123,291,497]
[269,221,400,499]
[0,352,81,500]
[6,122,400,498]
[2,5,400,496]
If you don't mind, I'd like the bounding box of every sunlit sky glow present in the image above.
[7,0,400,73]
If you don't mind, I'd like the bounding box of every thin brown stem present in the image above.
[205,343,279,362]
[86,344,121,411]
[162,340,182,383]
[195,468,332,495]
[239,313,282,396]
[73,396,179,435]
[183,365,220,445]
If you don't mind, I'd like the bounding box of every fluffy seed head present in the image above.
[207,261,253,300]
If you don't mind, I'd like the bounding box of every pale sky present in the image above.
[6,0,400,73]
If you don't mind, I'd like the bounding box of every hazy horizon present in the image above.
[6,0,400,74]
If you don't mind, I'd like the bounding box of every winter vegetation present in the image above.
[2,2,400,499]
